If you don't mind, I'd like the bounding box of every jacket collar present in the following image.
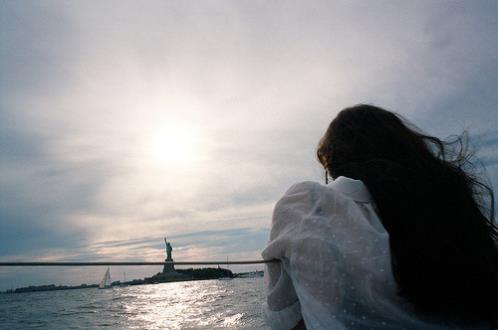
[329,176,372,203]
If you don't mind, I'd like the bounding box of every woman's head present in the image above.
[318,104,498,320]
[318,105,441,180]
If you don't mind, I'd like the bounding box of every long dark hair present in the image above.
[317,104,498,321]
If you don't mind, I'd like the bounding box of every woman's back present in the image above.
[263,177,494,329]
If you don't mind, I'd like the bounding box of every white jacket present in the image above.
[262,176,491,330]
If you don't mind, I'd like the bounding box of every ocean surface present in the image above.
[0,278,267,329]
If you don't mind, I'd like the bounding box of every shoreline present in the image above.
[1,270,264,294]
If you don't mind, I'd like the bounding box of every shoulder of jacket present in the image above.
[284,181,323,195]
[275,181,331,210]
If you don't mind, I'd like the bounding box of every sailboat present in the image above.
[99,267,112,289]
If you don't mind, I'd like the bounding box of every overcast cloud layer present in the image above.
[1,1,497,289]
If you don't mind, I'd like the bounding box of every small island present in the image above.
[143,238,233,283]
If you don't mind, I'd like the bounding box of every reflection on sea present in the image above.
[0,278,266,329]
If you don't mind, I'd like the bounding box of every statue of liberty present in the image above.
[163,237,175,273]
[164,237,173,261]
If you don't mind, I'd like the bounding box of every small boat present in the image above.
[99,267,112,289]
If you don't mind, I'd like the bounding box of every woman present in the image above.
[262,105,497,329]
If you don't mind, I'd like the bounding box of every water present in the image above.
[0,278,267,329]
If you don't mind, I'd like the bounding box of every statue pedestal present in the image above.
[162,258,175,273]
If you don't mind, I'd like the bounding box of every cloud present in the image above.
[88,227,269,257]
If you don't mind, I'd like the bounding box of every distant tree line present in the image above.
[9,283,98,293]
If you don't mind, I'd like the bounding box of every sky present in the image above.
[1,1,497,290]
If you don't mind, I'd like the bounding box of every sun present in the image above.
[145,121,201,169]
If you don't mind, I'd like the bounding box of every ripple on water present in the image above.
[0,278,267,329]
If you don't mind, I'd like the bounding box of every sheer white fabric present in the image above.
[262,176,491,330]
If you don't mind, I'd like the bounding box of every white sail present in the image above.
[99,267,112,289]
